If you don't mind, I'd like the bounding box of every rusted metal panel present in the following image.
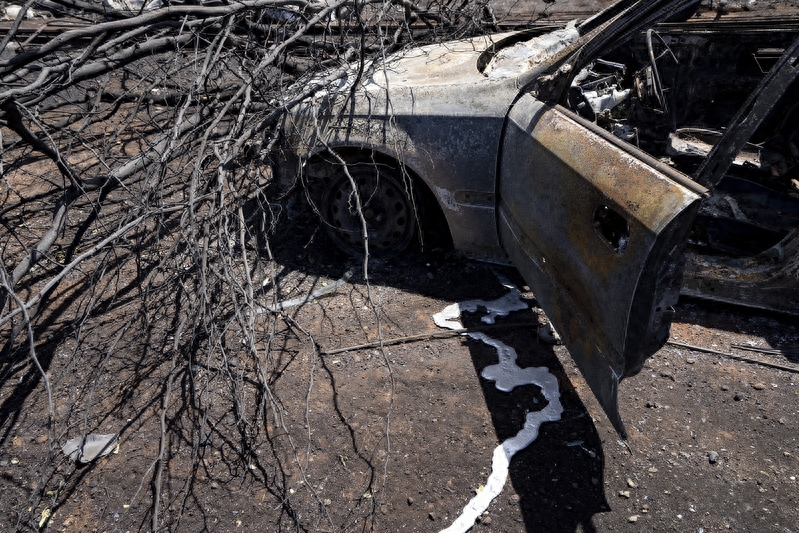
[497,97,703,436]
[486,0,799,27]
[682,228,799,315]
[487,0,620,25]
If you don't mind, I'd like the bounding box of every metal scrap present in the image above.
[61,434,119,463]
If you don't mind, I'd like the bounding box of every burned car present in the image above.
[275,0,799,436]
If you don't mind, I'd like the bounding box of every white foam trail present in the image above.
[439,445,510,533]
[433,277,527,330]
[433,280,563,533]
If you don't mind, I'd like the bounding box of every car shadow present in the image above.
[457,305,610,533]
[262,211,613,532]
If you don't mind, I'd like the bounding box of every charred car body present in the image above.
[275,0,799,436]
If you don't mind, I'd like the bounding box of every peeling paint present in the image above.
[435,187,460,212]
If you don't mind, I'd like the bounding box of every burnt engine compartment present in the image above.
[567,24,799,258]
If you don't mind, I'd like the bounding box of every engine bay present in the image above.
[566,24,799,258]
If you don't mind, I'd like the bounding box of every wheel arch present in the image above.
[303,145,453,252]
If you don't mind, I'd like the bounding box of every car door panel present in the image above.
[498,95,705,436]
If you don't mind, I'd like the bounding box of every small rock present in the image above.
[323,499,332,506]
[407,496,414,505]
[686,358,696,364]
[721,385,729,391]
[618,490,631,498]
[779,418,786,425]
[428,512,436,521]
[660,371,675,381]
[752,382,766,390]
[628,515,640,523]
[648,467,658,473]
[733,393,743,401]
[482,516,492,524]
[538,324,562,345]
[380,505,389,515]
[708,451,719,464]
[626,477,638,488]
[211,482,219,489]
[427,272,434,280]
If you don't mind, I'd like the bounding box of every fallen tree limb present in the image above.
[321,322,537,356]
[0,1,505,528]
[0,205,183,329]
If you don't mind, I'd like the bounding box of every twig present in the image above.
[731,344,799,358]
[0,206,182,329]
[667,341,799,373]
[321,322,536,355]
[0,1,519,529]
[254,270,353,314]
[152,318,185,533]
[0,273,54,426]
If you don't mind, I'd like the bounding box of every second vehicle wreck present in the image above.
[274,0,799,436]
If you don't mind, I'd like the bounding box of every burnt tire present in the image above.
[320,162,417,257]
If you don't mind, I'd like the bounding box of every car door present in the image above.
[497,95,706,437]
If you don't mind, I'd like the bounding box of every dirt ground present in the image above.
[3,2,799,532]
[2,227,798,532]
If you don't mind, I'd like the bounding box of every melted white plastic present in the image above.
[433,278,563,533]
[432,276,527,329]
[483,24,580,80]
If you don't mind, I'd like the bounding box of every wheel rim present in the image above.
[321,164,416,256]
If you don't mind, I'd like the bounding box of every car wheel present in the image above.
[320,162,417,257]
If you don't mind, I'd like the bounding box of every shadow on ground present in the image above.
[457,306,610,533]
[264,202,615,531]
[322,236,614,531]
